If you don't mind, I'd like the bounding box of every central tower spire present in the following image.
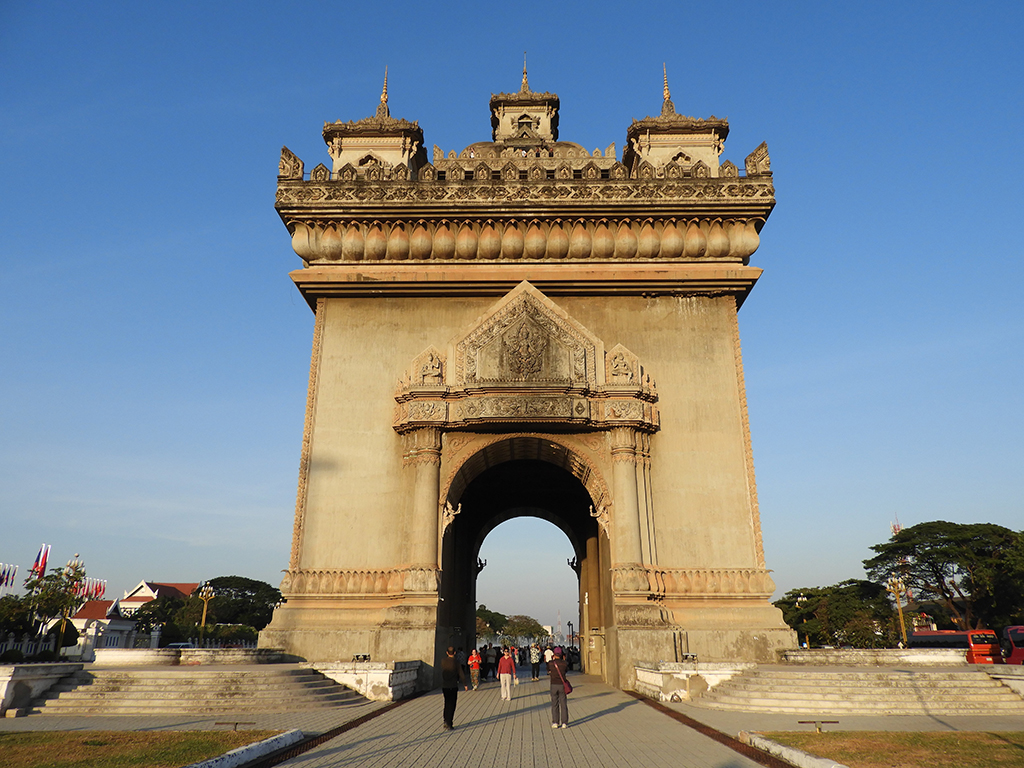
[376,66,390,118]
[661,63,675,116]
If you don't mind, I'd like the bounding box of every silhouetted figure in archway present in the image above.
[441,646,467,730]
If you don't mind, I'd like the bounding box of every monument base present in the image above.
[259,598,438,690]
[606,598,795,688]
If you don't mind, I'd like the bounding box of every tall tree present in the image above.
[205,576,282,630]
[476,604,507,634]
[863,521,1024,629]
[774,580,897,648]
[502,615,547,643]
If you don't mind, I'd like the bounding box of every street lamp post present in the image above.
[197,584,215,647]
[567,621,574,646]
[886,576,909,646]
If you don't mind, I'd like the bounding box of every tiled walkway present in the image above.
[273,675,765,768]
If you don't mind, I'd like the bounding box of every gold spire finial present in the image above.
[660,63,676,116]
[375,67,390,118]
[521,52,529,92]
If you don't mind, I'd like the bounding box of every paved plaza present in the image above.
[2,671,1021,767]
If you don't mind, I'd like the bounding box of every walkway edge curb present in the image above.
[739,732,849,768]
[241,692,420,768]
[182,729,305,768]
[627,691,795,768]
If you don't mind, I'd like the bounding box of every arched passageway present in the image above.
[437,438,613,680]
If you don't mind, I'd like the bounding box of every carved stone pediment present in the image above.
[453,282,598,387]
[394,282,659,433]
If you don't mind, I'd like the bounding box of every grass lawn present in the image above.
[0,730,281,768]
[763,731,1024,768]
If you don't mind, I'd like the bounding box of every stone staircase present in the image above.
[693,666,1024,716]
[30,664,364,715]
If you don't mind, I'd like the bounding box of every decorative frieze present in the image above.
[644,567,777,599]
[280,567,440,596]
[286,215,764,265]
[278,177,772,206]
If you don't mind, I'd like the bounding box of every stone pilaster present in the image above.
[403,427,442,592]
[610,427,646,593]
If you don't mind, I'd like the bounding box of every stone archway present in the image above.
[436,435,613,679]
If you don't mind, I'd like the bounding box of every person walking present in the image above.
[440,646,468,730]
[548,647,570,728]
[529,643,541,680]
[468,647,482,690]
[497,647,518,700]
[543,644,554,674]
[484,643,498,680]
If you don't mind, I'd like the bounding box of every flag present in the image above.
[31,544,50,577]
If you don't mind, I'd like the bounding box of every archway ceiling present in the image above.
[448,435,593,503]
[454,456,596,557]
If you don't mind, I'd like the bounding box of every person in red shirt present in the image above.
[497,647,518,700]
[468,647,482,690]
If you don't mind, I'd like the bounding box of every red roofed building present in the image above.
[67,598,136,654]
[119,581,199,616]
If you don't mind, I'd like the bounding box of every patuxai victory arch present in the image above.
[260,68,796,689]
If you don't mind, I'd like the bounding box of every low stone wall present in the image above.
[739,731,849,768]
[182,729,305,768]
[93,648,284,666]
[311,660,421,701]
[0,663,82,716]
[633,660,755,702]
[782,648,967,666]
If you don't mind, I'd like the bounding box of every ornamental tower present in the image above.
[261,69,794,689]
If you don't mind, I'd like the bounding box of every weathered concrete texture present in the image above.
[182,729,305,768]
[0,663,82,716]
[740,731,849,768]
[311,660,420,701]
[782,648,968,666]
[93,648,284,666]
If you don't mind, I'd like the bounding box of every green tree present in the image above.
[476,604,507,634]
[205,576,282,630]
[0,594,34,635]
[774,580,897,648]
[863,521,1024,629]
[129,596,188,645]
[502,614,547,643]
[23,562,88,643]
[475,616,491,637]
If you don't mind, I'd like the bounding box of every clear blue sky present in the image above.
[2,2,1021,631]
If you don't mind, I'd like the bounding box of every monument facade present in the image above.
[259,68,796,688]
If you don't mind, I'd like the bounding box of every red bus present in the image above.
[908,630,1004,664]
[1002,626,1024,665]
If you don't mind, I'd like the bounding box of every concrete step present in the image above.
[697,699,1024,715]
[692,667,1024,715]
[704,688,1019,703]
[29,664,365,716]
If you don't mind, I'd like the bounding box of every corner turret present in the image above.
[321,68,426,178]
[621,65,730,178]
